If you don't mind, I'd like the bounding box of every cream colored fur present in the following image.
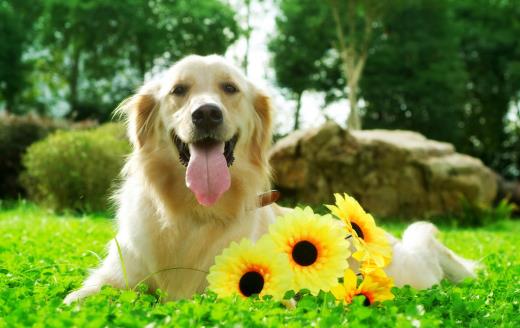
[64,55,477,304]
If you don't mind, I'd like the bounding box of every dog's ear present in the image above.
[251,89,273,169]
[116,80,160,148]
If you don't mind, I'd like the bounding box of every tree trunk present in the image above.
[293,92,303,131]
[329,0,374,131]
[347,81,362,130]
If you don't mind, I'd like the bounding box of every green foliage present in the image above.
[0,1,27,110]
[273,0,470,136]
[269,0,520,178]
[21,123,130,212]
[503,118,520,177]
[0,113,90,199]
[124,0,241,74]
[454,198,517,227]
[269,1,393,129]
[269,0,337,129]
[0,204,519,326]
[361,0,468,145]
[453,0,520,179]
[8,0,240,119]
[269,1,334,96]
[0,0,45,112]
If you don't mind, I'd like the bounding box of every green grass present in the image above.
[0,202,519,327]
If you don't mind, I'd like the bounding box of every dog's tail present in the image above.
[386,221,480,289]
[404,222,479,282]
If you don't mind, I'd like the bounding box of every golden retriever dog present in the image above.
[64,55,477,304]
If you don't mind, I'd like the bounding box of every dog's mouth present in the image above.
[172,133,238,207]
[173,134,238,168]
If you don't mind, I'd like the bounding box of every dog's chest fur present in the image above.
[119,189,275,300]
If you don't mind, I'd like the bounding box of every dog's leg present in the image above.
[385,222,478,289]
[430,232,479,282]
[64,238,144,304]
[385,233,444,289]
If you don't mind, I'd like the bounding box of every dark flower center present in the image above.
[292,240,318,266]
[352,222,364,239]
[239,271,264,297]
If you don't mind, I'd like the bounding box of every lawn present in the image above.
[0,202,519,327]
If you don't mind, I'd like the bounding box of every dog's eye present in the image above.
[171,85,189,96]
[222,83,239,95]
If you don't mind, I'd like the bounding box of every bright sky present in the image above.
[224,0,349,135]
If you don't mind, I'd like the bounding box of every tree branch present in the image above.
[329,0,347,58]
[352,9,373,85]
[329,0,351,79]
[348,0,356,45]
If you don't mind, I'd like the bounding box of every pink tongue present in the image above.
[186,142,231,206]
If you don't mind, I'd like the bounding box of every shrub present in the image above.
[453,197,516,227]
[0,114,69,198]
[21,123,130,212]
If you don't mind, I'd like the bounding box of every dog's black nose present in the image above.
[192,104,223,130]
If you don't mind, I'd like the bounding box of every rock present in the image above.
[269,121,497,218]
[495,174,520,214]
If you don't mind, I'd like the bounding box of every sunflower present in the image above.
[261,206,351,295]
[326,193,392,268]
[207,238,291,300]
[331,269,394,306]
[359,261,386,277]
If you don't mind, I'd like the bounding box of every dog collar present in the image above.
[257,190,280,208]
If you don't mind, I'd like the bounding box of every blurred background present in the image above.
[0,0,519,223]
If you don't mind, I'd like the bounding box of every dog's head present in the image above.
[119,55,273,211]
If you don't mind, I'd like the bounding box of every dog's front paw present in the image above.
[63,286,99,305]
[64,290,82,305]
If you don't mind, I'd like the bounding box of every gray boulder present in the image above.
[269,122,497,218]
